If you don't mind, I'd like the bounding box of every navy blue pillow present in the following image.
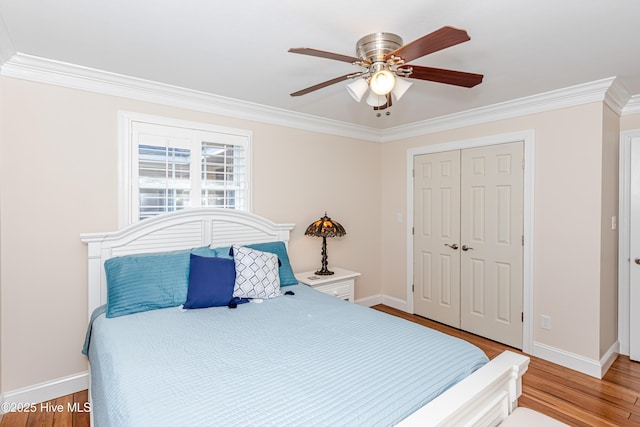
[184,254,236,309]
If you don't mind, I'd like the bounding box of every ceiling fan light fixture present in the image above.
[391,77,413,101]
[346,78,369,102]
[369,68,396,95]
[365,91,387,107]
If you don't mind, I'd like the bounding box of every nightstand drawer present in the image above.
[314,280,353,300]
[295,268,360,303]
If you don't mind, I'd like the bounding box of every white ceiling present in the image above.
[0,0,639,129]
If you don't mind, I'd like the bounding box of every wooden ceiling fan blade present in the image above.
[290,73,354,97]
[288,48,362,64]
[385,26,470,63]
[405,65,483,88]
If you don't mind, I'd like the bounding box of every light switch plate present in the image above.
[541,315,551,331]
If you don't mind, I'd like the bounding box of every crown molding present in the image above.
[604,78,631,114]
[622,94,640,116]
[0,54,635,142]
[379,77,620,142]
[0,53,381,142]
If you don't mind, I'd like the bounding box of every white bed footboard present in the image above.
[398,350,530,427]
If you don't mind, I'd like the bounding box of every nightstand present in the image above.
[295,267,361,303]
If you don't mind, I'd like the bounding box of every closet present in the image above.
[413,142,524,348]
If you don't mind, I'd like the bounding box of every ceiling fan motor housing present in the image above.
[356,32,403,63]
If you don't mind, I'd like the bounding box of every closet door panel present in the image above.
[413,151,461,328]
[460,142,524,348]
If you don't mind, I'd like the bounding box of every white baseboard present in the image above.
[356,293,409,312]
[600,341,621,378]
[379,294,409,312]
[532,341,619,379]
[355,294,382,307]
[362,294,621,379]
[1,371,88,412]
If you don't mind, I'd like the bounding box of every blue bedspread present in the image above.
[86,285,488,426]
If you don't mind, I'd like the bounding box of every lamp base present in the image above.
[314,268,335,276]
[314,235,335,275]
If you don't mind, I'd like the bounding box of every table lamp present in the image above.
[304,212,346,275]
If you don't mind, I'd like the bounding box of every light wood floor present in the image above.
[374,304,640,426]
[0,390,89,427]
[2,305,639,426]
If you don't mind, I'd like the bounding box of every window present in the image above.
[119,112,251,226]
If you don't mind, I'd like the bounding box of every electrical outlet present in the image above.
[541,315,552,331]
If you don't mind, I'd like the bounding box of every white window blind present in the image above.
[201,140,248,209]
[120,113,251,225]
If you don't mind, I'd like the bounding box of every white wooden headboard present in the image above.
[80,208,295,317]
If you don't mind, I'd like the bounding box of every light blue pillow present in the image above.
[190,246,219,258]
[212,241,298,286]
[104,249,191,318]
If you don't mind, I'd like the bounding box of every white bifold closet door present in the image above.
[413,142,524,348]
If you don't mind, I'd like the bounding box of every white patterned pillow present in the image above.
[232,245,281,299]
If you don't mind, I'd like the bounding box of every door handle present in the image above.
[462,245,474,251]
[636,258,640,265]
[444,243,459,250]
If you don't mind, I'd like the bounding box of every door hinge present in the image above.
[412,284,415,293]
[522,235,524,246]
[522,159,525,170]
[412,227,414,235]
[521,312,524,322]
[412,169,415,178]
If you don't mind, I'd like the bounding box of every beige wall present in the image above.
[0,76,381,392]
[621,111,640,131]
[600,105,619,358]
[380,102,614,361]
[0,73,624,393]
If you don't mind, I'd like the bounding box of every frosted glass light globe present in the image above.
[369,69,396,95]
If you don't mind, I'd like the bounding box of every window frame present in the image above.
[118,111,252,227]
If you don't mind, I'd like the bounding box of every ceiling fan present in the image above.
[289,26,483,111]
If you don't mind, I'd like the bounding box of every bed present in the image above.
[81,208,529,426]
